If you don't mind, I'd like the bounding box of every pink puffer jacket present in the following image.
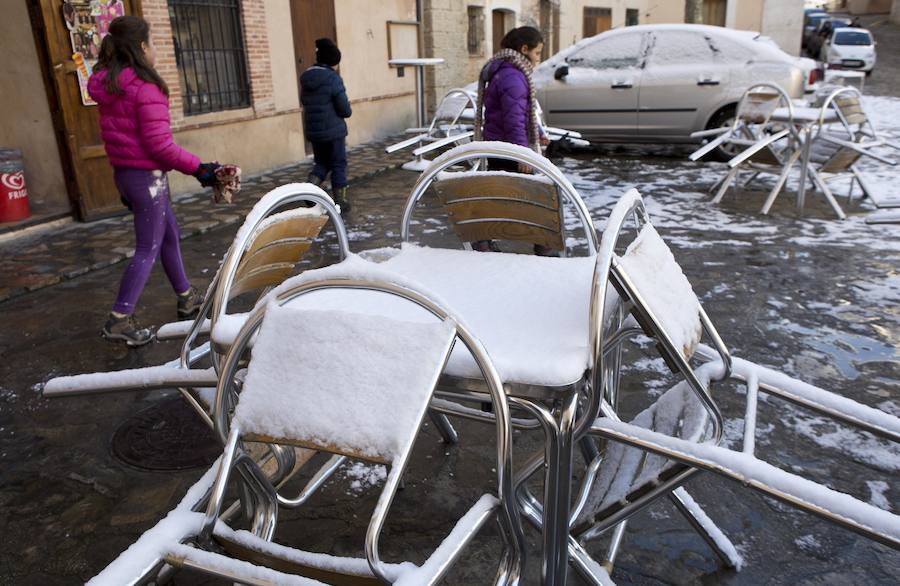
[88,68,200,175]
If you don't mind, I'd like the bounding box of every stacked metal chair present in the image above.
[88,264,525,585]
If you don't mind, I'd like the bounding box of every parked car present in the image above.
[807,16,852,58]
[533,24,816,159]
[803,12,830,48]
[820,27,876,74]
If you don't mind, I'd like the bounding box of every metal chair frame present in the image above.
[796,86,899,216]
[184,275,526,585]
[691,83,800,211]
[386,88,477,161]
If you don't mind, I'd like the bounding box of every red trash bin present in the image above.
[0,148,31,223]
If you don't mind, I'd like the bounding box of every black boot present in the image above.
[333,186,351,213]
[101,313,154,347]
[177,285,203,319]
[306,172,324,188]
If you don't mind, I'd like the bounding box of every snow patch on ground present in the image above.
[794,534,822,551]
[340,462,387,495]
[865,480,892,511]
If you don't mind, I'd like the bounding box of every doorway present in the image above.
[30,0,142,221]
[492,9,514,54]
[289,0,337,152]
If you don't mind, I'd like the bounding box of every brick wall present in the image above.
[142,0,275,128]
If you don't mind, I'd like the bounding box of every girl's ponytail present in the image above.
[95,15,168,96]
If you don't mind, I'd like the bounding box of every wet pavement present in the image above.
[0,135,415,304]
[2,136,898,584]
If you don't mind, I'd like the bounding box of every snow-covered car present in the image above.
[533,25,816,159]
[820,27,876,74]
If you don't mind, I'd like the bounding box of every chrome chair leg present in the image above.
[669,487,741,568]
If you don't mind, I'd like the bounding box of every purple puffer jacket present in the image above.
[481,61,530,147]
[88,68,200,175]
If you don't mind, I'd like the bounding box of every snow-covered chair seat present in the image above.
[574,378,710,531]
[588,352,900,551]
[182,271,524,585]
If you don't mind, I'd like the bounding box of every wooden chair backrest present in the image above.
[809,131,863,173]
[433,171,566,251]
[229,210,328,301]
[739,90,782,125]
[833,92,867,126]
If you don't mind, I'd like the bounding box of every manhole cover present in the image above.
[111,395,221,471]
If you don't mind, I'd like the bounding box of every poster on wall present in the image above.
[62,0,125,106]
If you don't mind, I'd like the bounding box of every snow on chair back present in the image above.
[615,224,702,361]
[831,90,867,126]
[431,89,474,129]
[433,170,566,251]
[738,87,785,125]
[233,306,456,463]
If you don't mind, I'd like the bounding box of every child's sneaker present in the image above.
[334,186,351,213]
[177,285,203,319]
[101,313,154,347]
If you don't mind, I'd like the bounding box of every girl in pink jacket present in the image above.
[89,16,216,347]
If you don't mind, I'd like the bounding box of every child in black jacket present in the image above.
[300,38,353,211]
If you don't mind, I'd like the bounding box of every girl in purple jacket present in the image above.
[89,16,215,346]
[473,27,554,256]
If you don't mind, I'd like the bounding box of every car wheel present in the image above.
[704,107,738,163]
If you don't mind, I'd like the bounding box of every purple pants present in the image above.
[112,168,190,314]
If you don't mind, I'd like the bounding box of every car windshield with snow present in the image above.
[533,24,815,159]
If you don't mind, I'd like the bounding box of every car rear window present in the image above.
[833,31,872,45]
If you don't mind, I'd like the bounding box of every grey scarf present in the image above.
[474,48,541,152]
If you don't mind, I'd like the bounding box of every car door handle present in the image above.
[697,79,720,86]
[611,81,633,89]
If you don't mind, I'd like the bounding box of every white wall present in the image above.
[761,0,804,55]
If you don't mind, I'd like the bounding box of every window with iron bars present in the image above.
[168,0,251,115]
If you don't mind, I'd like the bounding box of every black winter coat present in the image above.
[300,65,352,141]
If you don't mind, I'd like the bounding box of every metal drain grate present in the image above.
[111,396,220,471]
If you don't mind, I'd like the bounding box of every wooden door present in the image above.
[492,10,505,54]
[289,0,336,152]
[583,7,612,38]
[703,0,727,27]
[31,0,141,221]
[289,0,337,80]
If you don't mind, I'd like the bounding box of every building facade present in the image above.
[5,0,418,225]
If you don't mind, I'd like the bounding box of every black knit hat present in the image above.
[315,38,341,67]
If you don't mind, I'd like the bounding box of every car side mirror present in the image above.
[554,65,569,80]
